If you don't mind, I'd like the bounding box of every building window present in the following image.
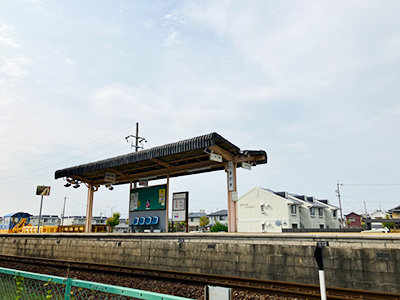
[292,223,298,229]
[190,218,194,222]
[261,223,265,231]
[220,216,226,221]
[260,203,265,213]
[333,210,337,217]
[291,205,297,214]
[349,217,355,222]
[320,224,324,229]
[319,208,323,216]
[310,207,315,216]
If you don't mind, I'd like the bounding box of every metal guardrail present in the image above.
[0,267,194,300]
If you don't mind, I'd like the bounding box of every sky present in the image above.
[0,0,399,220]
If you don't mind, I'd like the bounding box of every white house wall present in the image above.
[238,188,340,232]
[324,210,340,229]
[238,188,297,233]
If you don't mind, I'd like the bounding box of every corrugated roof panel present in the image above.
[54,132,265,181]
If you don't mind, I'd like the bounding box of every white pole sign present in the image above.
[227,161,234,191]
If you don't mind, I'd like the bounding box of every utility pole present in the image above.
[125,122,147,188]
[125,122,147,154]
[61,197,67,227]
[363,200,368,215]
[336,182,344,228]
[134,122,139,189]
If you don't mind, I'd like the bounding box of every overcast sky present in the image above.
[1,1,399,220]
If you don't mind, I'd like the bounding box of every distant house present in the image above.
[31,215,60,227]
[345,212,362,228]
[188,211,207,231]
[62,216,107,226]
[370,210,388,220]
[207,210,228,227]
[388,205,400,219]
[114,219,128,233]
[237,187,339,233]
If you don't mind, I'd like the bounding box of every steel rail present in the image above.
[0,254,398,300]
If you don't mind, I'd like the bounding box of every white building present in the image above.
[188,211,207,230]
[61,216,107,226]
[237,188,340,233]
[114,218,129,233]
[369,209,388,220]
[31,215,60,227]
[207,210,228,227]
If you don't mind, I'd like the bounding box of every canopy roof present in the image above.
[55,132,267,186]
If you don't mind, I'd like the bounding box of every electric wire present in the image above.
[0,142,131,185]
[0,123,137,173]
[340,183,400,186]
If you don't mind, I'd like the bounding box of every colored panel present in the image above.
[130,185,167,211]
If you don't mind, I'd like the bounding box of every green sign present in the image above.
[130,184,167,211]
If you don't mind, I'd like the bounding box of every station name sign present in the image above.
[104,172,116,184]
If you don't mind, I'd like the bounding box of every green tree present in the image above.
[210,222,228,232]
[199,216,209,228]
[173,221,186,232]
[106,212,120,232]
[346,219,352,228]
[382,214,395,229]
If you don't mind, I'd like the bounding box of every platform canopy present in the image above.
[54,132,267,233]
[55,132,267,186]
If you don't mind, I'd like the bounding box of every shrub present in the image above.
[210,222,228,232]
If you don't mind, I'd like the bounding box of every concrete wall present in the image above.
[0,233,399,293]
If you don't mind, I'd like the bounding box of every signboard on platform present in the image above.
[139,178,149,186]
[104,172,116,184]
[172,192,188,222]
[130,184,167,211]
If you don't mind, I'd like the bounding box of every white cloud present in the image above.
[0,23,22,48]
[163,30,180,46]
[163,9,187,26]
[91,83,163,119]
[0,56,30,78]
[188,1,400,101]
[0,36,22,48]
[65,58,75,68]
[162,8,188,46]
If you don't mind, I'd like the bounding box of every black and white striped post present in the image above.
[314,241,329,300]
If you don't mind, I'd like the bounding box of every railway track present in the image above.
[0,254,399,300]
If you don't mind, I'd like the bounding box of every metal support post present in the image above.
[85,184,95,233]
[37,195,44,233]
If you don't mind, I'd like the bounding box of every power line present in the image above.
[340,183,400,186]
[0,123,137,173]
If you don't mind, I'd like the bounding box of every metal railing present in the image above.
[0,267,194,300]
